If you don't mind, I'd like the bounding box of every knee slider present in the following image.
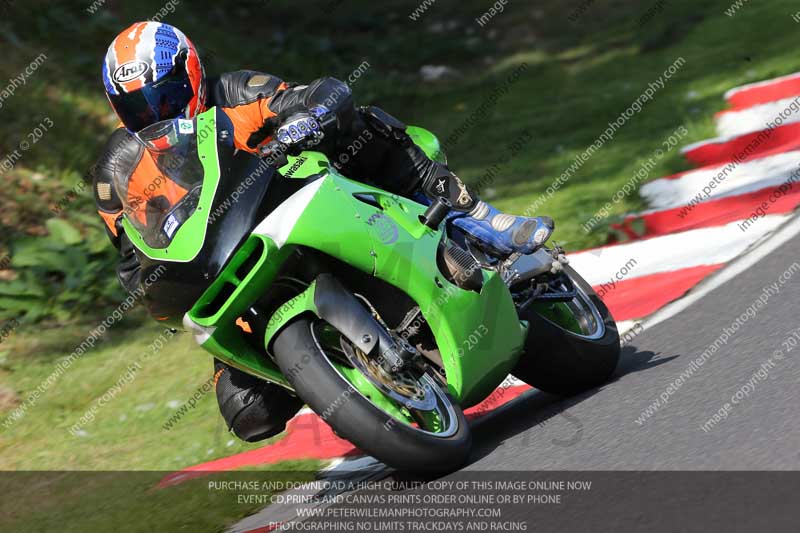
[215,363,302,442]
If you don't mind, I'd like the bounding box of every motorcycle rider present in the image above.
[93,21,554,443]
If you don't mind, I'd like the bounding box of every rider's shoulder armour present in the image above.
[211,70,285,108]
[93,127,143,213]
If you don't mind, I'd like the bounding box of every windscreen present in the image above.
[116,117,208,249]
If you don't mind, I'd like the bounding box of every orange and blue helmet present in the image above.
[103,22,205,133]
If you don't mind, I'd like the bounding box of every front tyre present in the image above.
[272,318,472,473]
[513,266,620,395]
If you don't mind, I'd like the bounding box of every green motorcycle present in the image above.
[122,108,620,472]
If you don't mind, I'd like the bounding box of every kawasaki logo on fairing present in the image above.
[283,156,308,179]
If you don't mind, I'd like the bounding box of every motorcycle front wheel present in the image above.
[272,317,472,473]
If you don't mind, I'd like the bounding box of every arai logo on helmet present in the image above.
[113,60,150,84]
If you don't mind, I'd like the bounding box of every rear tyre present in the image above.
[512,266,620,395]
[272,318,472,473]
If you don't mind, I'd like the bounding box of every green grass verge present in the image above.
[0,468,318,532]
[0,316,322,528]
[385,0,800,249]
[0,315,317,471]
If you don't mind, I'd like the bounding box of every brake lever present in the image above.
[259,140,289,168]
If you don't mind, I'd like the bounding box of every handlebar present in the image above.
[259,105,337,169]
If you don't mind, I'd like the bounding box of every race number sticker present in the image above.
[178,119,194,134]
[163,214,180,238]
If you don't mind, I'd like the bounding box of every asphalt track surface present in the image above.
[465,233,800,471]
[232,227,800,533]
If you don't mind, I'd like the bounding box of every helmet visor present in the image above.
[108,67,194,133]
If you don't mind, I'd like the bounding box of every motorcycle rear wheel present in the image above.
[512,266,621,395]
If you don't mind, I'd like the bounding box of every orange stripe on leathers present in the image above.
[98,210,120,237]
[126,150,188,225]
[221,82,287,153]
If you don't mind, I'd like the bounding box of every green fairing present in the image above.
[193,276,413,418]
[277,152,330,180]
[274,172,526,406]
[187,234,294,389]
[122,109,221,262]
[187,125,525,413]
[262,280,318,349]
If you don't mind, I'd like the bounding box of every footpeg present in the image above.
[500,247,562,287]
